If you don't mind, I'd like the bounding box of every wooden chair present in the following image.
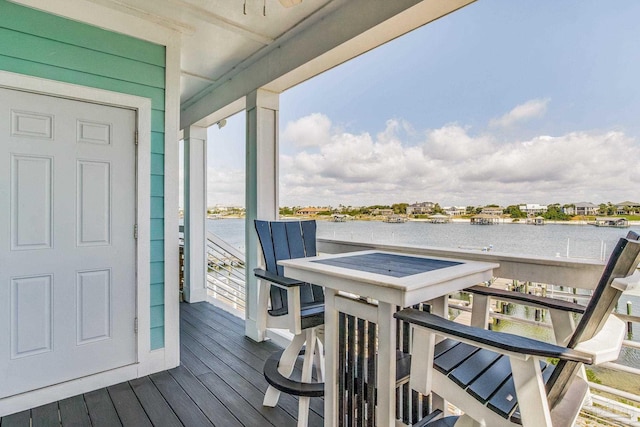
[395,231,640,427]
[254,220,324,427]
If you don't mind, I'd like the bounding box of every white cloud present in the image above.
[282,113,332,147]
[279,113,640,207]
[207,168,245,206]
[489,98,550,128]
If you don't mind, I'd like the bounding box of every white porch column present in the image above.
[183,125,208,303]
[245,89,279,341]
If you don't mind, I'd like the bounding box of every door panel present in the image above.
[0,87,137,398]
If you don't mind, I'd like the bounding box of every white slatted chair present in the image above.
[395,231,640,427]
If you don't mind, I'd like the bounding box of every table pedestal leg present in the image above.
[324,289,338,427]
[377,301,397,426]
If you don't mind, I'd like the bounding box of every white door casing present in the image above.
[0,87,137,398]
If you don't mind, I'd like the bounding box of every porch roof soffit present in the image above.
[180,0,476,129]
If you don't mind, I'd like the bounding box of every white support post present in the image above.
[183,125,208,303]
[245,89,279,341]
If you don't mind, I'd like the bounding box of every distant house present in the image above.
[519,204,548,215]
[564,202,598,216]
[371,208,394,216]
[443,206,466,216]
[407,202,435,215]
[616,201,640,215]
[481,206,504,216]
[296,207,325,216]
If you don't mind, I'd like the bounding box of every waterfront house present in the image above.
[295,207,326,216]
[616,201,640,215]
[0,0,481,418]
[564,202,599,216]
[406,201,436,215]
[518,203,548,215]
[371,208,395,216]
[443,206,466,216]
[480,206,504,216]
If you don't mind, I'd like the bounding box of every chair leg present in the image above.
[314,337,324,382]
[263,327,325,427]
[263,385,281,407]
[297,397,311,427]
[296,328,317,427]
[263,333,306,407]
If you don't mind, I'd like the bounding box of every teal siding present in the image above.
[0,1,167,350]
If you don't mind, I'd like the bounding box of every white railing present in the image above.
[205,231,246,313]
[178,228,246,314]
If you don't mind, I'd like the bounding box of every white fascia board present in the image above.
[180,0,476,129]
[9,0,179,45]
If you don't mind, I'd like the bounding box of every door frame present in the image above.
[0,70,151,414]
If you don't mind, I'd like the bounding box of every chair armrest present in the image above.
[575,315,625,364]
[465,285,586,314]
[254,268,305,288]
[612,269,640,294]
[394,308,593,364]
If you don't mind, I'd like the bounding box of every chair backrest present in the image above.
[547,231,640,407]
[255,220,324,314]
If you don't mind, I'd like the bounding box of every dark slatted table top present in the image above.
[312,252,462,278]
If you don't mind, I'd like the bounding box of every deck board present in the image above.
[58,396,91,427]
[0,302,318,426]
[83,389,122,427]
[31,402,60,427]
[129,376,182,427]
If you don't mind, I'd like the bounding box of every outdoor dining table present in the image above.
[279,250,499,427]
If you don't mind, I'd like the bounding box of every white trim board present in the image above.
[160,35,181,371]
[0,70,161,416]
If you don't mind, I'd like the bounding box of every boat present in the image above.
[332,214,348,222]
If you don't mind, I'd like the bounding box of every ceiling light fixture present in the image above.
[279,0,302,7]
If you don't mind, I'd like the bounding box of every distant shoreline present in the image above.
[206,215,640,226]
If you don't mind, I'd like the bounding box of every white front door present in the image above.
[0,88,137,398]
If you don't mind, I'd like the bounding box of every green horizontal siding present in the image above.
[151,175,164,197]
[151,262,165,285]
[151,132,165,154]
[0,28,164,87]
[151,241,165,263]
[150,326,164,350]
[151,219,165,241]
[151,197,165,218]
[151,154,165,175]
[0,1,167,351]
[151,283,164,306]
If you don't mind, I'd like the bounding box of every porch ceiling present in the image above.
[11,0,476,128]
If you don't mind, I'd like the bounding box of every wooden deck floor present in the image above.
[0,302,324,426]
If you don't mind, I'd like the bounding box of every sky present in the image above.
[200,0,640,209]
